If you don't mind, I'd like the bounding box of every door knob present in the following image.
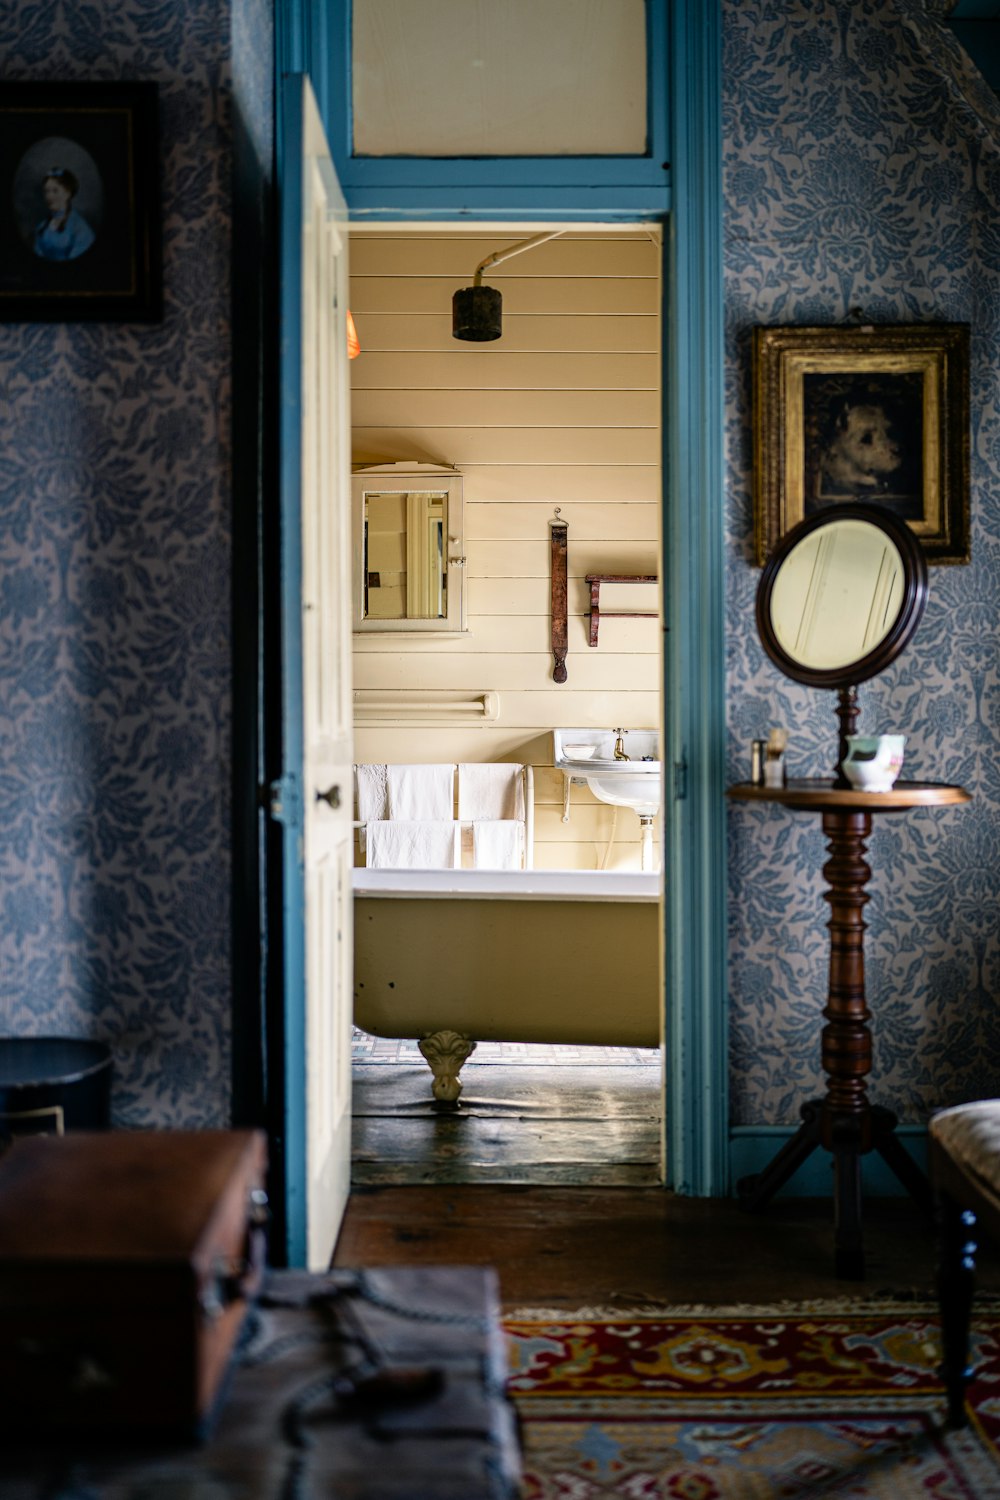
[316,784,341,810]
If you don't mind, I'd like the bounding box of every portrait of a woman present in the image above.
[33,166,95,262]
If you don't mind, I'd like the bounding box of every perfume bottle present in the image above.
[762,727,788,789]
[750,739,766,785]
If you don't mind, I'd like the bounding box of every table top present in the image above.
[727,778,972,812]
[0,1037,111,1087]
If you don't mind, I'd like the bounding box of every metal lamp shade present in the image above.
[452,285,502,341]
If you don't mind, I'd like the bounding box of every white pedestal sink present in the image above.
[552,728,661,870]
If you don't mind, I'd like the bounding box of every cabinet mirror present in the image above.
[352,464,465,633]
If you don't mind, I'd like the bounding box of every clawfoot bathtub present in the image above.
[352,868,660,1103]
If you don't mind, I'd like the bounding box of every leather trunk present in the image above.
[0,1128,268,1438]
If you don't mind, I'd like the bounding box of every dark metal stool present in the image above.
[0,1037,112,1141]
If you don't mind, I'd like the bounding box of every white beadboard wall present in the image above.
[349,229,662,871]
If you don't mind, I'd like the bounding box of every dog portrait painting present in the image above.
[803,372,924,521]
[753,324,969,565]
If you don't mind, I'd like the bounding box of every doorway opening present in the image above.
[345,222,664,1187]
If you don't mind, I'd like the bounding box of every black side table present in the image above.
[0,1037,112,1140]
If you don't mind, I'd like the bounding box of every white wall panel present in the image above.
[353,354,660,392]
[354,314,658,354]
[351,276,658,317]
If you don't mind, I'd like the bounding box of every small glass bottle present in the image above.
[763,752,784,789]
[750,739,766,785]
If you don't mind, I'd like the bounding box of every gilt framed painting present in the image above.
[753,323,970,565]
[0,81,161,322]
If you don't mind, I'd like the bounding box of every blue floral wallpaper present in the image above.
[3,0,995,1138]
[0,0,235,1125]
[725,0,1000,1125]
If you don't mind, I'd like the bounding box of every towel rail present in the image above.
[354,690,500,722]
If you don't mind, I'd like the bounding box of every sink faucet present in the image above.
[613,728,630,761]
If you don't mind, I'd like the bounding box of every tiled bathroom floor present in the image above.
[351,1028,657,1068]
[351,1030,662,1188]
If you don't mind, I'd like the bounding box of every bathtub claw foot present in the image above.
[418,1030,477,1105]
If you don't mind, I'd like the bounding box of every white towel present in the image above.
[355,764,389,822]
[354,764,389,857]
[458,763,524,821]
[387,764,455,821]
[367,820,461,870]
[471,819,525,871]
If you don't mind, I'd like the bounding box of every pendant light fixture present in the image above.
[452,230,564,342]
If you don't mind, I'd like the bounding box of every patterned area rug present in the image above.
[504,1301,1000,1497]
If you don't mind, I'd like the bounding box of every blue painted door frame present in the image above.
[274,0,727,1197]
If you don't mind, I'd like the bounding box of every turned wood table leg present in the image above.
[820,810,872,1145]
[821,808,873,1277]
[727,776,968,1277]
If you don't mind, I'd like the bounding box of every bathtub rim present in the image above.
[351,868,660,902]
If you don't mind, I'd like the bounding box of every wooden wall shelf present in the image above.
[585,574,658,647]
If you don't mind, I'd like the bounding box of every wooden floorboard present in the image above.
[336,1185,1000,1311]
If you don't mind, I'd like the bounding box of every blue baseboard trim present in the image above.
[729,1125,928,1198]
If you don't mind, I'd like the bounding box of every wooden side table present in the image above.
[727,778,971,1279]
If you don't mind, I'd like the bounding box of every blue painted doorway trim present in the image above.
[272,0,727,1202]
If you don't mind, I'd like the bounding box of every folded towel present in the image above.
[471,819,525,871]
[387,764,455,821]
[458,763,524,821]
[367,820,461,869]
[355,764,389,822]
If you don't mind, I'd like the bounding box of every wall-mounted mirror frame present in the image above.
[352,463,466,633]
[755,501,928,781]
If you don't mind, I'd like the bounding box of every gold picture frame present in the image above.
[753,323,970,565]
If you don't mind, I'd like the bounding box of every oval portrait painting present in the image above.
[12,136,105,263]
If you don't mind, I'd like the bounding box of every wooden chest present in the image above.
[0,1128,268,1438]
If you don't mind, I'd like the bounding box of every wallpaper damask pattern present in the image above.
[725,0,1000,1124]
[2,0,994,1135]
[0,0,233,1124]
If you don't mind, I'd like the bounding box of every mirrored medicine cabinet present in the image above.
[352,463,466,633]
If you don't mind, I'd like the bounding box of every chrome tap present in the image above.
[613,729,630,761]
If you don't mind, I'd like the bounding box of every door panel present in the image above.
[279,74,353,1269]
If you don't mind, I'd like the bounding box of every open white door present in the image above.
[278,74,353,1269]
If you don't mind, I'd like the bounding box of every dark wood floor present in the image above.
[351,1056,660,1187]
[344,1047,1000,1312]
[335,1184,1000,1312]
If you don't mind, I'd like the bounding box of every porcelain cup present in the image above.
[842,735,906,793]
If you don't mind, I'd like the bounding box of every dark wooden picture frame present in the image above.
[753,323,970,566]
[0,81,161,322]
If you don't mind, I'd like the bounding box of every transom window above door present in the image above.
[352,0,648,158]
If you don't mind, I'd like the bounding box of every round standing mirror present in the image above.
[756,502,928,781]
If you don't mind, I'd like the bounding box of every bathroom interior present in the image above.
[346,224,665,1187]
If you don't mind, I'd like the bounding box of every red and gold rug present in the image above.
[504,1301,1000,1497]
